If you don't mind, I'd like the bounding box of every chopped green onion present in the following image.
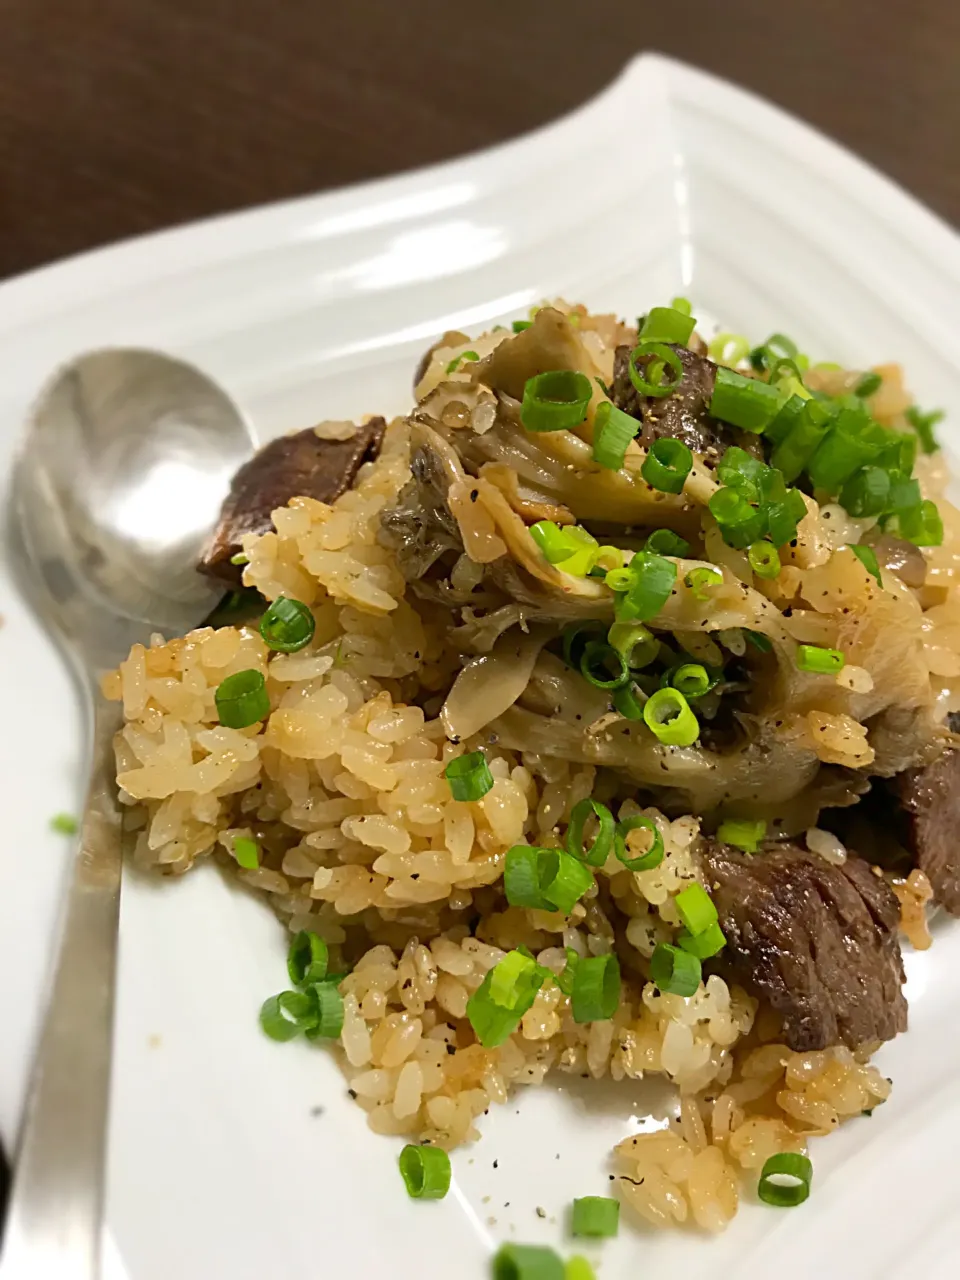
[607,620,658,669]
[398,1144,452,1200]
[670,663,714,697]
[887,475,922,513]
[748,541,781,579]
[766,489,807,548]
[670,296,693,315]
[604,566,634,593]
[566,798,615,867]
[897,498,943,547]
[614,815,664,871]
[215,669,270,729]
[504,845,553,911]
[592,400,640,469]
[580,640,630,690]
[446,350,479,374]
[639,306,696,346]
[565,1257,596,1280]
[444,751,494,801]
[677,921,726,959]
[855,371,882,398]
[770,400,834,483]
[467,950,546,1047]
[650,942,701,996]
[287,930,329,987]
[839,466,891,518]
[627,342,684,398]
[235,834,259,869]
[758,1152,813,1207]
[764,394,808,447]
[259,597,317,652]
[305,982,345,1039]
[571,1196,620,1238]
[708,488,764,549]
[555,947,581,996]
[512,319,533,333]
[684,566,723,600]
[708,333,750,366]
[530,520,577,564]
[570,953,621,1023]
[616,553,677,622]
[750,333,799,372]
[493,1244,565,1280]
[229,551,249,566]
[848,544,882,585]
[905,405,944,455]
[645,528,690,557]
[807,410,888,492]
[879,431,917,478]
[675,883,718,935]
[612,682,647,719]
[796,644,845,674]
[641,437,693,494]
[709,366,784,433]
[50,813,78,835]
[259,990,318,1041]
[744,630,773,653]
[643,687,699,747]
[530,522,599,575]
[521,370,593,432]
[561,621,607,671]
[717,818,767,853]
[539,848,595,914]
[717,445,767,500]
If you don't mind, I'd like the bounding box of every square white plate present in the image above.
[2,53,960,1280]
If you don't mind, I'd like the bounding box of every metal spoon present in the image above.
[2,349,254,1279]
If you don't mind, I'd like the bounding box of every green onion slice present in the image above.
[614,815,665,871]
[855,371,882,398]
[566,798,615,867]
[670,296,692,315]
[839,466,890,518]
[530,521,599,575]
[521,370,593,432]
[848,544,882,585]
[748,541,781,579]
[639,306,696,346]
[612,683,647,720]
[570,953,621,1023]
[467,951,546,1047]
[641,437,693,494]
[561,621,607,671]
[643,687,699,747]
[259,990,318,1041]
[669,663,716,698]
[645,528,690,557]
[287,930,329,986]
[649,942,701,997]
[708,333,751,366]
[674,883,718,935]
[493,1244,565,1280]
[398,1144,452,1200]
[571,1196,620,1238]
[555,947,581,996]
[305,981,345,1039]
[710,366,784,433]
[684,566,723,600]
[607,620,658,669]
[897,498,944,547]
[215,669,270,729]
[677,921,726,959]
[717,818,767,853]
[504,845,553,911]
[796,644,845,674]
[444,751,494,801]
[512,319,532,333]
[579,640,629,690]
[539,848,595,915]
[50,812,78,835]
[708,487,764,549]
[565,1258,596,1280]
[758,1152,813,1207]
[744,630,773,653]
[445,350,479,374]
[233,836,260,869]
[627,342,684,398]
[616,553,677,622]
[592,400,640,469]
[905,405,944,455]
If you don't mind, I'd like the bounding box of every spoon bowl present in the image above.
[2,348,254,1280]
[12,348,254,672]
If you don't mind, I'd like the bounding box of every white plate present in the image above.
[2,52,960,1280]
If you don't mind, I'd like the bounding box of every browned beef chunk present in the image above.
[885,733,960,914]
[199,419,385,584]
[610,344,741,459]
[702,840,907,1051]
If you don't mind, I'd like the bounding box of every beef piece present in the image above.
[702,840,907,1051]
[886,737,960,914]
[199,419,385,584]
[610,343,751,459]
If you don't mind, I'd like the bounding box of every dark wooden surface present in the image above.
[0,0,958,280]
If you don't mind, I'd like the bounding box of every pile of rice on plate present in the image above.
[104,298,958,1239]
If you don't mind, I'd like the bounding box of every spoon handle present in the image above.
[1,697,123,1280]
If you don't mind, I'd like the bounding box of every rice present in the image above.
[103,301,953,1235]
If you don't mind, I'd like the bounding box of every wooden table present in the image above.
[0,0,957,279]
